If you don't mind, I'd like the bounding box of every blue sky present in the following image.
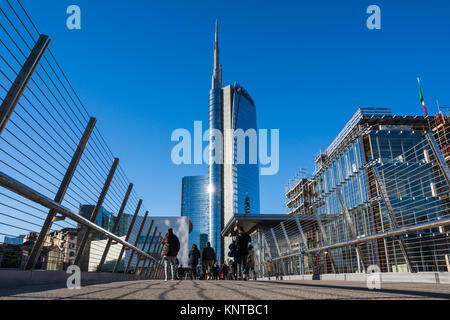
[19,0,450,216]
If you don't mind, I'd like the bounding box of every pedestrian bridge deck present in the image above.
[0,279,449,300]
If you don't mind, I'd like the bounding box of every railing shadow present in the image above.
[264,280,450,299]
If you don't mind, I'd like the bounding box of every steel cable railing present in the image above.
[0,0,164,278]
[261,133,450,278]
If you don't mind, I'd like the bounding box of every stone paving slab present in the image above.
[0,279,449,300]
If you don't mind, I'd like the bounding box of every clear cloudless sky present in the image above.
[20,0,450,216]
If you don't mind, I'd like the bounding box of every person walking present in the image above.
[236,226,251,280]
[202,242,216,280]
[247,245,257,280]
[220,263,230,280]
[188,244,201,280]
[211,261,220,280]
[228,238,238,280]
[161,228,180,281]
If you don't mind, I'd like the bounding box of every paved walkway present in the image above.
[0,280,449,300]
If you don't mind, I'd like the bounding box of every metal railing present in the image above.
[257,134,450,278]
[0,0,164,278]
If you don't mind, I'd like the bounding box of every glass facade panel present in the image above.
[287,117,450,273]
[232,88,260,215]
[181,175,210,254]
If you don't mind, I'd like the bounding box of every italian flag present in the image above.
[417,77,429,117]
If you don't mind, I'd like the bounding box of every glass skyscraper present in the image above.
[181,21,261,264]
[181,175,210,254]
[208,21,260,263]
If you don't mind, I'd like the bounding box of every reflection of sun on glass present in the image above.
[207,184,215,194]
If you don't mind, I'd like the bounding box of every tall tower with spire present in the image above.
[181,20,260,266]
[208,20,224,263]
[207,20,260,264]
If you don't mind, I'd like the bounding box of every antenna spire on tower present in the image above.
[211,20,222,90]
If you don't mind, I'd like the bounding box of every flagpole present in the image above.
[417,77,429,117]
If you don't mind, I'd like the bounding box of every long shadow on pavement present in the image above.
[0,280,145,299]
[207,280,260,300]
[191,280,210,300]
[263,281,450,299]
[105,281,163,300]
[157,280,182,300]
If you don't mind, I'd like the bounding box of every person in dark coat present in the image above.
[201,242,216,280]
[188,244,201,279]
[220,263,230,280]
[161,228,180,281]
[228,239,238,280]
[211,261,220,280]
[236,226,251,280]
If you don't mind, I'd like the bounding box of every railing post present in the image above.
[257,231,265,278]
[425,133,450,186]
[113,199,142,272]
[25,117,96,270]
[124,211,148,273]
[75,158,119,269]
[270,228,287,275]
[150,235,164,278]
[280,222,293,252]
[134,219,154,274]
[336,188,367,272]
[373,167,414,273]
[0,35,50,136]
[98,183,133,271]
[145,232,161,278]
[280,221,294,275]
[156,242,164,279]
[149,236,163,279]
[294,214,310,275]
[141,227,158,277]
[312,203,337,274]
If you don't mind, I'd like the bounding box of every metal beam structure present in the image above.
[280,222,292,252]
[280,222,295,274]
[25,117,96,270]
[0,35,50,135]
[312,203,337,274]
[124,211,148,274]
[425,133,450,187]
[157,242,164,279]
[336,188,367,272]
[373,167,413,273]
[98,183,133,271]
[75,158,119,267]
[269,216,450,261]
[149,235,163,279]
[0,170,161,264]
[270,228,287,275]
[262,233,273,278]
[144,231,161,278]
[113,199,142,273]
[294,214,312,274]
[134,219,154,274]
[294,214,309,248]
[141,226,158,276]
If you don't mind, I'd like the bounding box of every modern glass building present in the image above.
[181,175,210,255]
[208,22,260,263]
[286,108,450,274]
[79,205,112,240]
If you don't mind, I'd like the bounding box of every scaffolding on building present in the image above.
[429,107,450,166]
